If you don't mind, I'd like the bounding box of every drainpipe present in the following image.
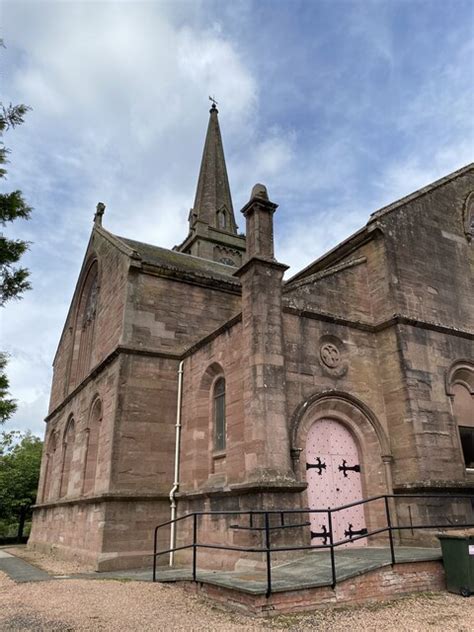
[169,360,184,566]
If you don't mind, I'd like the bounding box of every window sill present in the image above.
[212,450,226,460]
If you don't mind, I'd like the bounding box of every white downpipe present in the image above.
[169,360,184,566]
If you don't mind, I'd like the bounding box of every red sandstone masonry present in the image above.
[31,163,474,573]
[181,561,445,615]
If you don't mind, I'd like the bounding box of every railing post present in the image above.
[153,525,158,582]
[192,513,198,582]
[327,508,336,589]
[264,512,272,598]
[384,495,396,566]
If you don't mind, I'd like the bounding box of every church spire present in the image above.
[174,102,246,267]
[190,102,237,233]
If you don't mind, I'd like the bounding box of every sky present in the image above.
[1,0,473,438]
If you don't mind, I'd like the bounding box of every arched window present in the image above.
[72,260,99,388]
[82,398,102,495]
[463,192,474,242]
[42,430,57,502]
[213,377,226,452]
[453,384,474,468]
[217,209,227,230]
[447,361,474,469]
[60,416,75,497]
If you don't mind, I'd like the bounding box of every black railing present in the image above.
[152,493,474,597]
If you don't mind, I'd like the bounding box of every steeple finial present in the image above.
[209,95,218,112]
[94,202,105,226]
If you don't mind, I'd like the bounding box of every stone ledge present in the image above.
[393,480,474,494]
[177,480,307,500]
[33,492,169,510]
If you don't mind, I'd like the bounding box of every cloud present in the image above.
[1,0,473,435]
[1,1,259,434]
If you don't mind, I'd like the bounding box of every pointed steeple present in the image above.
[191,103,237,233]
[175,103,246,267]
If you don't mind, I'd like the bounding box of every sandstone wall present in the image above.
[123,271,240,353]
[49,230,129,411]
[179,321,244,492]
[379,170,474,329]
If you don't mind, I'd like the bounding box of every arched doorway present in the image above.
[306,419,367,547]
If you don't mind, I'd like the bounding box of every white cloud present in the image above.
[1,1,260,433]
[1,0,473,435]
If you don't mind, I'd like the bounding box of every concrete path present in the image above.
[0,545,442,593]
[73,546,442,595]
[0,549,51,583]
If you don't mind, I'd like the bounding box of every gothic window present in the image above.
[82,398,102,495]
[74,261,99,386]
[42,430,57,502]
[213,377,226,452]
[463,192,474,242]
[60,416,75,497]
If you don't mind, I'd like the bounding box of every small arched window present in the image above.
[217,210,227,230]
[213,377,226,452]
[83,398,102,495]
[60,416,75,497]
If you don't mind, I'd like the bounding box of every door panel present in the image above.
[306,419,366,547]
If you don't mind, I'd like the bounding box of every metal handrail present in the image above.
[152,493,474,597]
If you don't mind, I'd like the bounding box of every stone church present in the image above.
[30,104,474,571]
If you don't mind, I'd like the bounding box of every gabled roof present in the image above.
[369,162,474,222]
[287,162,474,285]
[115,235,240,285]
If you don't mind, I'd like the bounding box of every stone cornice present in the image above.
[283,306,474,339]
[33,491,170,509]
[139,262,241,294]
[177,480,307,500]
[234,256,289,278]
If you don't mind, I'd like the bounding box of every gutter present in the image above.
[169,360,184,566]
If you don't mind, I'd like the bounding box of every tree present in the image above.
[0,431,43,539]
[0,353,16,423]
[0,103,32,306]
[0,40,32,424]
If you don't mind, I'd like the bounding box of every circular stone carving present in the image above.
[320,342,341,368]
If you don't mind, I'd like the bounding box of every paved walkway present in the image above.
[0,545,442,594]
[76,546,443,594]
[0,549,50,583]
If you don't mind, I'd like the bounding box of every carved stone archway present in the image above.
[290,391,393,503]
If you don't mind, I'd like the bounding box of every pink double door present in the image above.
[305,419,367,547]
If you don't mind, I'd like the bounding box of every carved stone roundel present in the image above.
[320,342,341,368]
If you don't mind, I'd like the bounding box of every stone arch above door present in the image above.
[290,390,393,500]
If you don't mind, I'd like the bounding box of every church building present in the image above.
[30,104,474,571]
